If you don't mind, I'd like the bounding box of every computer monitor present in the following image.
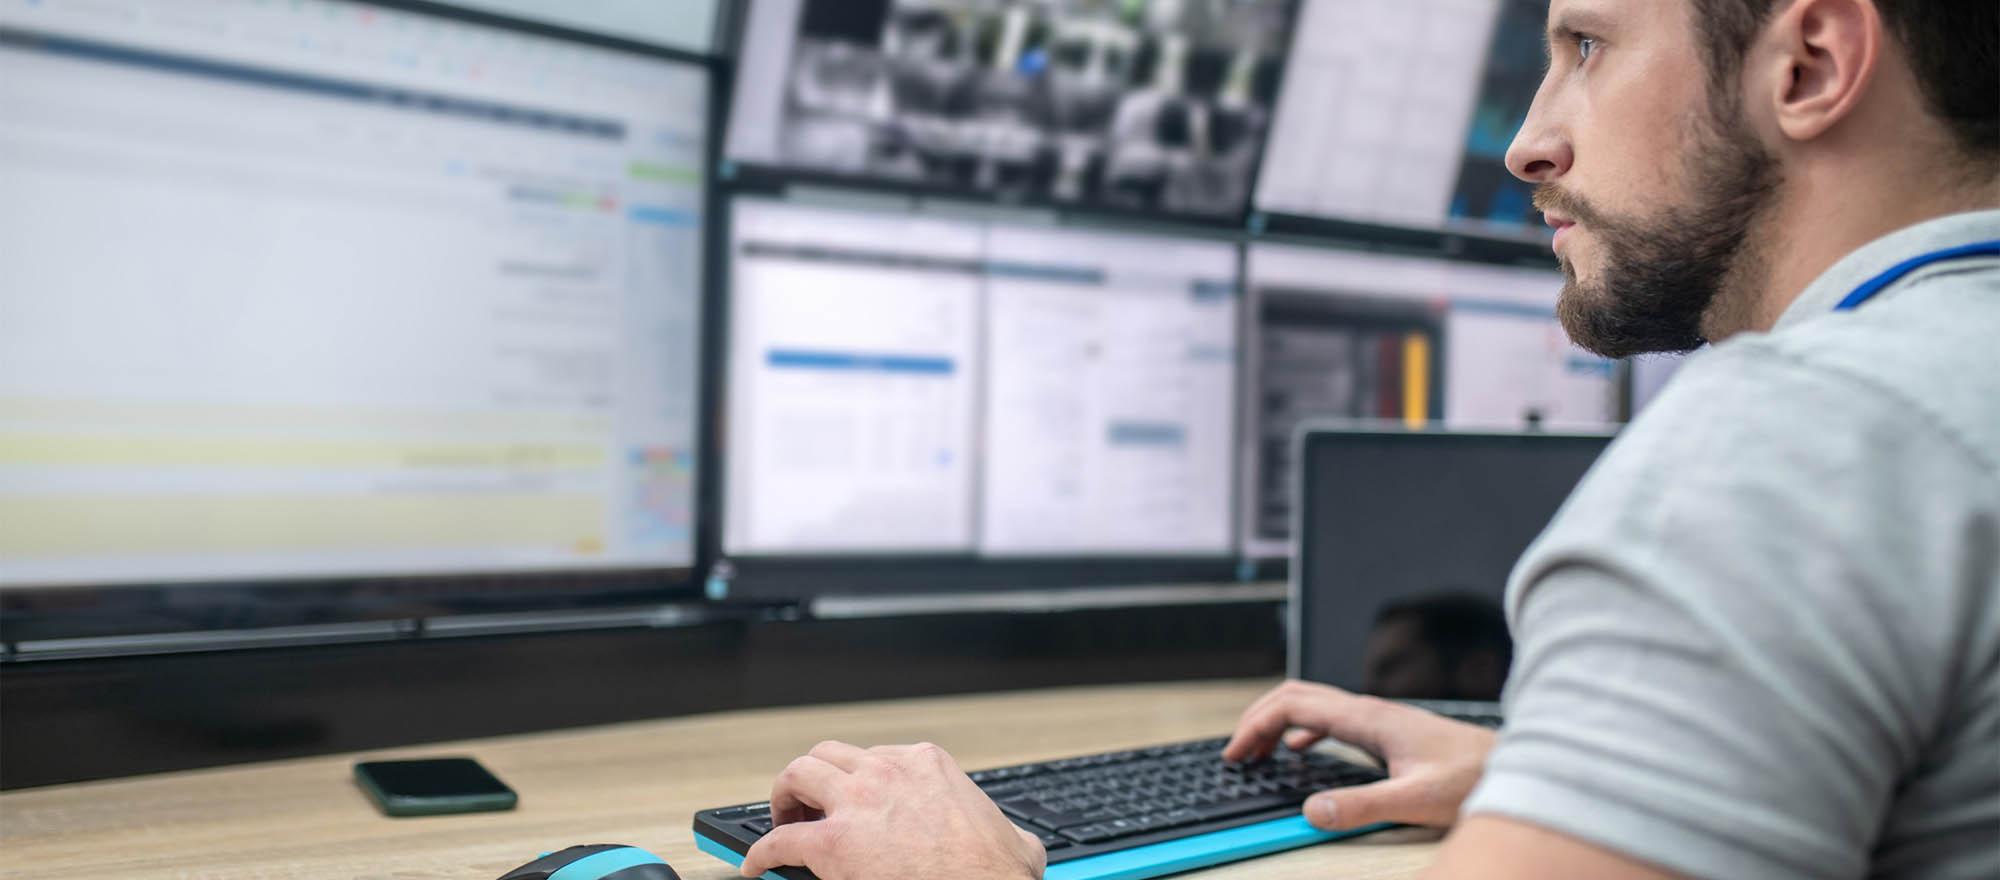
[1242,244,1619,556]
[725,199,986,555]
[979,223,1238,556]
[1289,427,1611,701]
[721,197,1240,594]
[1254,0,1547,241]
[1630,352,1689,417]
[0,1,711,612]
[726,0,1293,218]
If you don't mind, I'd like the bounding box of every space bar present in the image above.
[1191,793,1304,823]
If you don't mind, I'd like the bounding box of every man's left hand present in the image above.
[739,740,1046,880]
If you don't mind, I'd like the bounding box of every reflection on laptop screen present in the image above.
[1293,429,1610,702]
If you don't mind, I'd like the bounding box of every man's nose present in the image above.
[1505,91,1572,183]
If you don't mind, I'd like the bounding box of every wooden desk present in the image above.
[0,679,1440,879]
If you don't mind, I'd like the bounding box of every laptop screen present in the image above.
[1292,428,1611,702]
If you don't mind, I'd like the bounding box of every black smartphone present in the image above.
[353,757,518,817]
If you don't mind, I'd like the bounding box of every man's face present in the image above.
[1362,616,1450,700]
[1506,0,1783,358]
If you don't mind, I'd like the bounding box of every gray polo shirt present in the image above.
[1463,210,2000,879]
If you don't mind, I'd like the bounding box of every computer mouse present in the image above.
[495,844,680,880]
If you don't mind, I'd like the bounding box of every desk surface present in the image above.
[0,678,1440,879]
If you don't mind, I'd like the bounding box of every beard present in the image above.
[1534,107,1783,359]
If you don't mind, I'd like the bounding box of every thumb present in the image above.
[740,820,826,877]
[1302,777,1446,831]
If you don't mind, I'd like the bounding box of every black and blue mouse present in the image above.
[496,844,680,880]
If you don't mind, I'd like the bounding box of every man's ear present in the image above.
[1759,0,1883,143]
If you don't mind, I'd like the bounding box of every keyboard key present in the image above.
[998,797,1093,832]
[979,780,1029,798]
[1192,793,1298,823]
[1060,824,1119,845]
[1009,815,1072,852]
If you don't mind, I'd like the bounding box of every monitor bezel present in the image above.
[1284,422,1617,682]
[0,0,729,643]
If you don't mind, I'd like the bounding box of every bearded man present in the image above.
[737,2,2000,877]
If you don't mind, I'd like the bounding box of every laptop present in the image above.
[693,424,1612,879]
[1289,423,1613,722]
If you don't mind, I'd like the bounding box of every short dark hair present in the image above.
[1690,0,1998,161]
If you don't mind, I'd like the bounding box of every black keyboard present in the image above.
[975,735,1387,848]
[693,735,1389,876]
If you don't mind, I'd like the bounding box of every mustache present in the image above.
[1532,184,1608,228]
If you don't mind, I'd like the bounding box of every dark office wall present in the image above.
[0,602,1285,790]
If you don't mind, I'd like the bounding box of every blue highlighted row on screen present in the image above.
[1108,422,1186,447]
[0,25,625,139]
[766,349,956,375]
[629,205,700,227]
[1565,355,1616,377]
[1448,298,1557,320]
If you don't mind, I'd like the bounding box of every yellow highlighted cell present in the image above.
[0,397,611,436]
[0,493,605,558]
[0,435,604,469]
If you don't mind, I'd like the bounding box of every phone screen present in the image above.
[357,758,512,798]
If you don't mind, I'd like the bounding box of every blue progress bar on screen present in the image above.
[628,205,701,227]
[1107,422,1187,447]
[1448,298,1556,320]
[0,25,625,139]
[766,350,955,375]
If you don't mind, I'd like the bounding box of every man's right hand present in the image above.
[1222,680,1496,831]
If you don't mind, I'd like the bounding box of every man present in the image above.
[738,0,2000,877]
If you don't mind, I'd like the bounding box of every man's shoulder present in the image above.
[1516,284,2000,599]
[1480,238,2000,880]
[1656,278,2000,480]
[1737,266,2000,462]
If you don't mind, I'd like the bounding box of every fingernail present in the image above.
[1308,797,1337,827]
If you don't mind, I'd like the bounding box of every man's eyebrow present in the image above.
[1546,6,1616,47]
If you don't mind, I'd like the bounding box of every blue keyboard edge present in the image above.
[695,816,1396,880]
[695,832,787,880]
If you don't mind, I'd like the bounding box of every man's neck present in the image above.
[1702,163,2000,342]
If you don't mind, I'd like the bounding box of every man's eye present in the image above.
[1578,36,1599,62]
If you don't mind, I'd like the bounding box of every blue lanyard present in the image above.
[1834,239,2000,311]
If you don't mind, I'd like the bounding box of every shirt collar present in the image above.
[1773,208,2000,332]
